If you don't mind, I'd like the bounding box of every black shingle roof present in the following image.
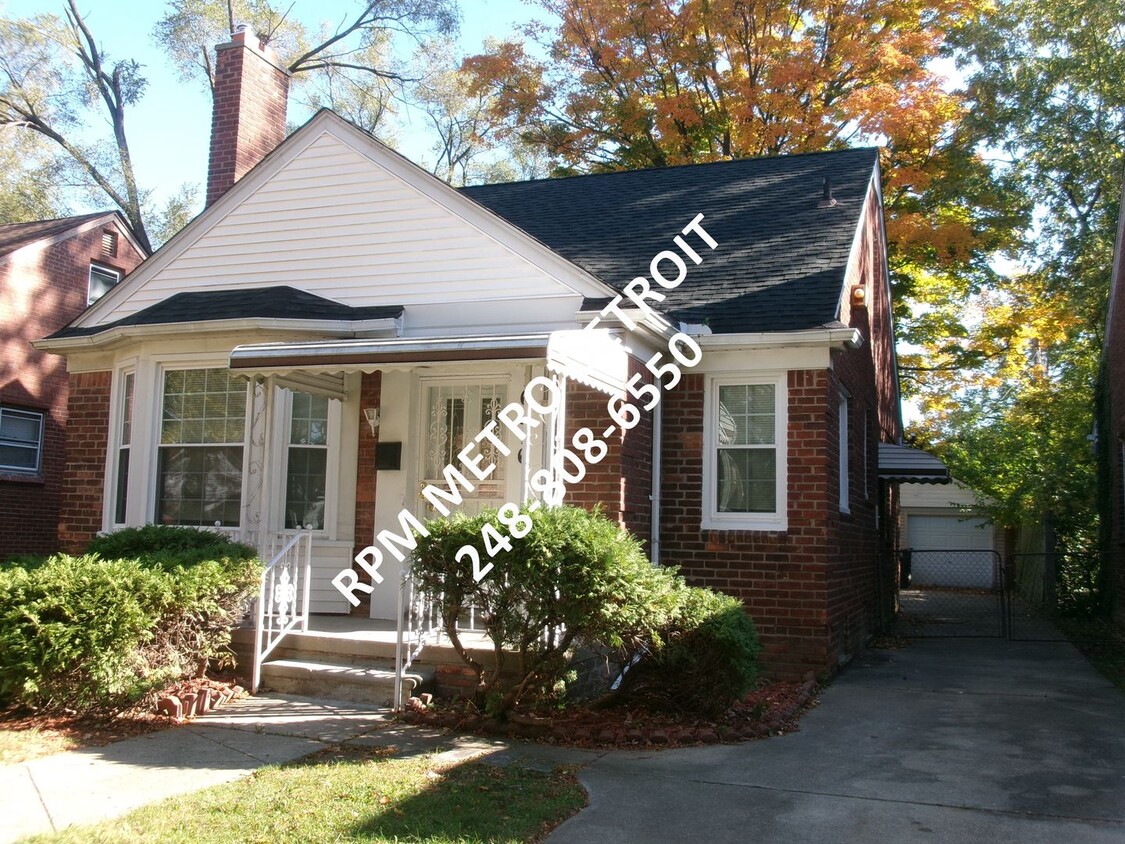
[461,147,879,333]
[49,286,403,339]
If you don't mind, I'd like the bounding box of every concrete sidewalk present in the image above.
[549,639,1125,843]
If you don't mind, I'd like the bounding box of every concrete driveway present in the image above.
[549,639,1125,843]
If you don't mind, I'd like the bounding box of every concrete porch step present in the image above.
[259,658,431,709]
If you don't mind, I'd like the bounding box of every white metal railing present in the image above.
[252,531,314,693]
[394,560,443,710]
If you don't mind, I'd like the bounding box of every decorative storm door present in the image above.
[419,383,508,517]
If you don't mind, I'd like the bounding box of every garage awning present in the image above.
[878,442,950,484]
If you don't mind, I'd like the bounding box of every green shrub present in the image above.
[411,505,683,714]
[0,555,171,711]
[615,586,761,716]
[0,527,261,714]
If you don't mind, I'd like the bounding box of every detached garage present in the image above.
[899,480,1005,589]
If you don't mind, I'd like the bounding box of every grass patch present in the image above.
[21,745,587,843]
[0,726,78,764]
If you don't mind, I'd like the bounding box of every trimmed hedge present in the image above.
[411,504,760,716]
[0,527,260,714]
[615,586,761,716]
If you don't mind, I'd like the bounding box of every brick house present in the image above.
[1099,174,1125,629]
[0,212,145,558]
[37,28,944,678]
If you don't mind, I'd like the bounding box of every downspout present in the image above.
[650,396,662,565]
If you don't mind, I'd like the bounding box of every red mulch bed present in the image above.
[0,675,248,758]
[400,676,819,749]
[0,707,168,750]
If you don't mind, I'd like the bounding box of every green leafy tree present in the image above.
[907,0,1125,552]
[1,1,458,249]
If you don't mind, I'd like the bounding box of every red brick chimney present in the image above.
[206,25,290,206]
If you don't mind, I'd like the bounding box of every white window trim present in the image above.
[268,387,343,539]
[87,263,121,305]
[701,372,788,532]
[839,389,850,514]
[111,369,135,526]
[0,406,45,475]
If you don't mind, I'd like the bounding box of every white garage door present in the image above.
[907,515,996,588]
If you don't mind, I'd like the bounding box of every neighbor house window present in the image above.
[113,372,134,524]
[285,392,329,530]
[87,263,120,304]
[839,392,850,513]
[703,375,787,530]
[0,407,44,474]
[156,368,247,527]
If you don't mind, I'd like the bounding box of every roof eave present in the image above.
[34,316,401,354]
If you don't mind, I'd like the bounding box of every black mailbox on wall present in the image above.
[375,442,402,471]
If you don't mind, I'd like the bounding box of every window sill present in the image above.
[0,473,44,486]
[702,515,787,532]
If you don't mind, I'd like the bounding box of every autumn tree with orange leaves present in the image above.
[462,0,1019,359]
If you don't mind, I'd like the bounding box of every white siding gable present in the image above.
[78,114,611,333]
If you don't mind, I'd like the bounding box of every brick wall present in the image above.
[206,28,290,206]
[563,359,654,545]
[660,313,898,677]
[0,219,144,558]
[57,371,112,552]
[350,371,381,615]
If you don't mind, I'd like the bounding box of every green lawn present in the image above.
[21,745,586,843]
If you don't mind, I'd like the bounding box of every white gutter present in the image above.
[229,333,552,368]
[694,327,863,351]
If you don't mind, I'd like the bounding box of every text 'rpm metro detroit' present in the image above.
[332,213,718,605]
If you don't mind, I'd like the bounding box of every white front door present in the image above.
[418,382,510,518]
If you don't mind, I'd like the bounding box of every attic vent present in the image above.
[818,177,838,208]
[101,230,118,258]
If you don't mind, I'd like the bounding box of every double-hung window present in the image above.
[0,407,44,474]
[156,368,247,527]
[703,375,787,530]
[285,392,329,530]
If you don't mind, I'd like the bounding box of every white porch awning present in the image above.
[546,329,630,397]
[228,333,551,378]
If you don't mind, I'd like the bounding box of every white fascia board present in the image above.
[696,327,863,352]
[33,316,401,354]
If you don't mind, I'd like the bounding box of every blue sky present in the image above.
[3,0,542,210]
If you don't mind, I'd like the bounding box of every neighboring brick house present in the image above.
[1099,174,1125,629]
[37,27,944,678]
[0,212,145,558]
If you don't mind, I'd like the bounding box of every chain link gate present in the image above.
[895,549,1006,638]
[896,549,1109,643]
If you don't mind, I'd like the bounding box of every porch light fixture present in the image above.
[363,407,381,435]
[851,286,867,308]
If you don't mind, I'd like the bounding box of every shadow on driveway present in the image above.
[549,639,1125,843]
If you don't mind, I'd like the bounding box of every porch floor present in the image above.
[301,613,491,649]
